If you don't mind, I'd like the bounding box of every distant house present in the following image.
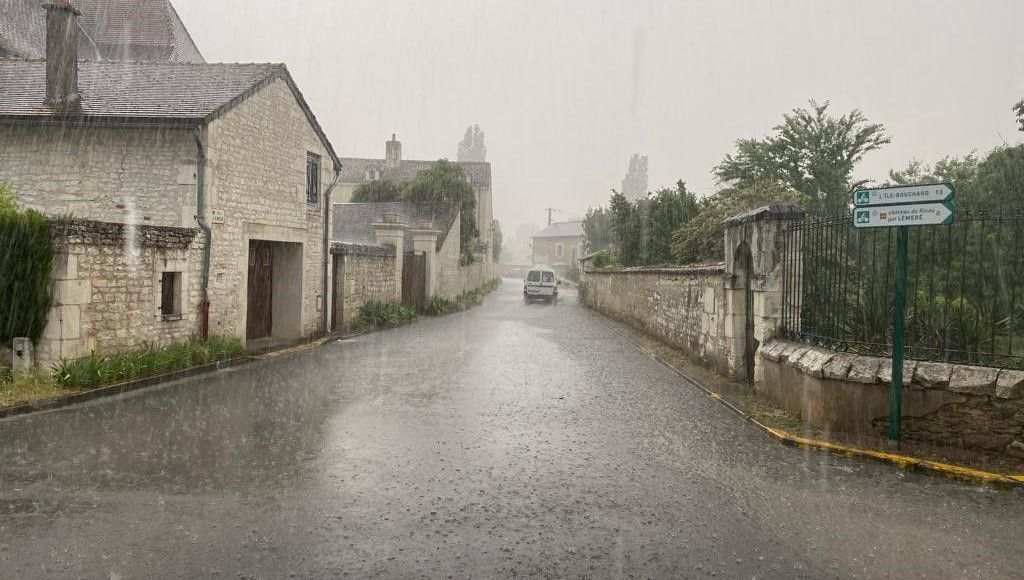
[0,1,340,362]
[531,220,584,275]
[0,0,204,62]
[336,135,495,268]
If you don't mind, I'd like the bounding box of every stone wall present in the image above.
[760,339,1024,456]
[332,244,397,331]
[204,76,333,342]
[579,265,730,372]
[0,124,196,227]
[37,220,204,365]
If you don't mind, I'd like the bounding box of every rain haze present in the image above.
[3,1,1024,578]
[176,0,1024,231]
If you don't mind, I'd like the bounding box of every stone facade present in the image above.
[760,339,1024,456]
[579,265,729,372]
[531,235,583,275]
[331,244,397,331]
[37,220,204,364]
[0,124,197,227]
[203,76,333,342]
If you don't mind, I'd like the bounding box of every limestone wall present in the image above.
[37,220,204,365]
[332,244,398,331]
[579,265,730,372]
[760,339,1024,455]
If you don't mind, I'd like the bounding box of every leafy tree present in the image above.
[608,181,699,266]
[621,154,648,200]
[582,206,616,253]
[402,159,478,260]
[351,179,402,202]
[671,183,803,264]
[457,125,487,162]
[491,219,502,262]
[714,100,889,213]
[886,154,979,187]
[957,145,1024,209]
[1015,99,1024,132]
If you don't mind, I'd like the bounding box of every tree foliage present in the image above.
[1015,99,1024,132]
[886,154,979,187]
[621,153,648,200]
[671,183,803,265]
[457,125,487,162]
[402,159,478,260]
[351,179,402,203]
[608,180,699,266]
[714,100,889,213]
[582,206,616,254]
[1,185,53,344]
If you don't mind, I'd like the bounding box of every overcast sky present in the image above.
[175,0,1023,238]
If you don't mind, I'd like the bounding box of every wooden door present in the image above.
[402,252,426,310]
[247,240,274,340]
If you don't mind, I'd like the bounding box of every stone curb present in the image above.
[0,356,252,420]
[594,316,1024,489]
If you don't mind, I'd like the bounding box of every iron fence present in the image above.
[781,205,1024,369]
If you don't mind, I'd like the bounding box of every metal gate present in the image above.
[402,252,426,310]
[246,240,273,340]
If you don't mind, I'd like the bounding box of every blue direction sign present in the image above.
[853,202,954,228]
[853,182,954,207]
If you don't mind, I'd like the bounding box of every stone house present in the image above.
[335,135,495,271]
[0,0,204,62]
[0,0,341,362]
[531,220,584,276]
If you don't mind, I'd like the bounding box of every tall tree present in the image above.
[402,159,478,260]
[457,125,487,162]
[621,154,648,200]
[608,180,698,266]
[351,179,402,202]
[582,206,616,254]
[1015,99,1024,132]
[886,154,979,187]
[714,100,890,213]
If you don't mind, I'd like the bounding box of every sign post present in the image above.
[852,183,955,443]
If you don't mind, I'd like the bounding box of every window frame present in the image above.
[555,243,564,259]
[306,152,321,206]
[159,271,182,320]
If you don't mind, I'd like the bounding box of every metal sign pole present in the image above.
[889,225,909,442]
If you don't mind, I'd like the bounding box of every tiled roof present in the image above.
[332,202,459,252]
[533,220,584,239]
[0,0,204,62]
[0,60,278,118]
[339,157,492,189]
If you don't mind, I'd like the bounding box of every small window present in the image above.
[527,271,541,282]
[306,152,321,205]
[541,271,555,283]
[160,271,182,319]
[555,243,564,258]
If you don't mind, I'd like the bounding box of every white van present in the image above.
[523,266,560,304]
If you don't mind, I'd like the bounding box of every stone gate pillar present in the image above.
[410,226,440,298]
[722,204,805,381]
[373,214,407,303]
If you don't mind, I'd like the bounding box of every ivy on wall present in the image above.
[0,184,53,343]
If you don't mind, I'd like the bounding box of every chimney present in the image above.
[44,1,81,110]
[385,133,401,167]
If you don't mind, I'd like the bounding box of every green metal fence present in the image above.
[781,206,1024,369]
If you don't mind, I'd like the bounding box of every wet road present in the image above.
[1,281,1023,579]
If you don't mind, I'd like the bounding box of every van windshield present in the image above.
[541,272,554,283]
[527,271,541,282]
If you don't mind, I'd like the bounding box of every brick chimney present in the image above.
[44,1,81,110]
[385,133,401,167]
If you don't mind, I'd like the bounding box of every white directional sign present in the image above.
[853,202,954,228]
[853,182,954,207]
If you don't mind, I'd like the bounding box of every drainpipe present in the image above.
[322,165,342,335]
[194,126,212,340]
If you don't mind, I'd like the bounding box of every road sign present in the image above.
[853,182,954,207]
[853,202,954,228]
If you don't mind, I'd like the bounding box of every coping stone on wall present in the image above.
[795,347,835,378]
[722,204,806,227]
[948,365,999,396]
[878,359,918,387]
[50,219,198,249]
[913,361,953,389]
[330,242,395,257]
[995,370,1024,399]
[847,356,884,384]
[822,352,857,381]
[778,342,809,364]
[760,340,787,362]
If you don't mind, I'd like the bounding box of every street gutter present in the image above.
[595,316,1024,489]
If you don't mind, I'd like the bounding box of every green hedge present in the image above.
[0,186,53,344]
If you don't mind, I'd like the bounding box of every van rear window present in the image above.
[541,271,554,283]
[527,271,541,282]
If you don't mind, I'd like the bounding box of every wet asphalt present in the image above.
[1,280,1023,579]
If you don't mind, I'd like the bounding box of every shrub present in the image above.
[591,249,616,268]
[0,185,53,343]
[357,301,419,329]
